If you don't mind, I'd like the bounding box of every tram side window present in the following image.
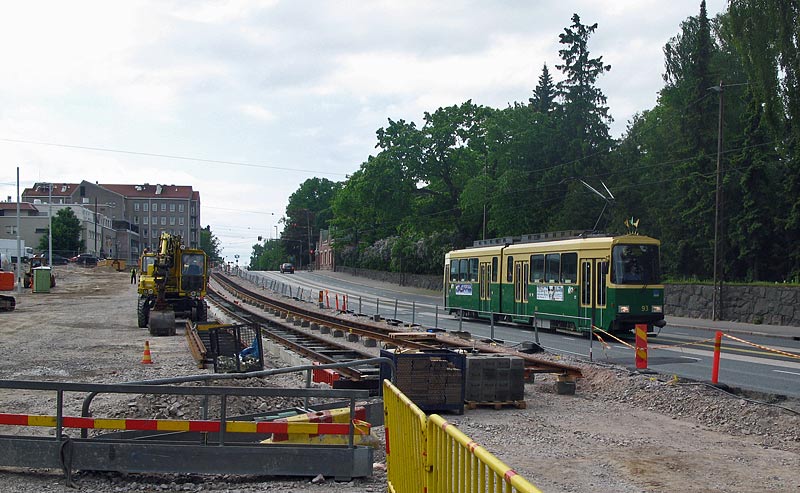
[450,260,458,283]
[561,253,577,284]
[506,256,514,282]
[491,257,498,282]
[469,258,479,282]
[459,259,469,281]
[545,253,560,283]
[530,254,544,282]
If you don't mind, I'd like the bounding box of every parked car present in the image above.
[70,254,98,266]
[44,253,69,265]
[280,263,295,274]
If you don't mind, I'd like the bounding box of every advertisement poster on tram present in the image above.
[537,285,564,301]
[455,284,473,296]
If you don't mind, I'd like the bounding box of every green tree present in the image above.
[551,13,613,230]
[249,239,287,271]
[725,89,783,281]
[199,225,221,261]
[657,1,720,278]
[556,14,612,147]
[283,177,342,267]
[417,101,491,245]
[529,63,557,114]
[37,208,84,257]
[728,0,800,278]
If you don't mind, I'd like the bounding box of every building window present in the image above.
[160,217,166,225]
[152,230,158,238]
[143,216,148,225]
[179,217,184,226]
[170,203,175,212]
[134,216,139,224]
[143,203,148,212]
[134,203,140,211]
[160,203,166,212]
[143,229,148,237]
[190,207,195,215]
[179,204,184,213]
[152,216,157,225]
[169,217,175,226]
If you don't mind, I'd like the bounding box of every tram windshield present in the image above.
[611,244,660,285]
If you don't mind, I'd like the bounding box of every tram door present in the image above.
[580,259,608,330]
[478,261,492,315]
[513,260,529,315]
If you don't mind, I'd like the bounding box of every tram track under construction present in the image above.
[206,270,582,389]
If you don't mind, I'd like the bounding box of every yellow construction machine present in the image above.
[137,232,208,336]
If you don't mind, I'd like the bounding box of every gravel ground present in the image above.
[0,265,798,492]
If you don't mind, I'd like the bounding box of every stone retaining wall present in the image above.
[665,284,800,326]
[336,267,800,327]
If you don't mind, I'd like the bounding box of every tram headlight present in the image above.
[618,305,630,314]
[652,305,663,313]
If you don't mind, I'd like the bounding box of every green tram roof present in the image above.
[446,232,659,259]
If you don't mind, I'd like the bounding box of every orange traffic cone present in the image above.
[141,340,153,364]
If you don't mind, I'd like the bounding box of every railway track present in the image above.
[206,290,379,382]
[208,271,583,380]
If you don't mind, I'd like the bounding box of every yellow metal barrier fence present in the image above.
[384,380,542,493]
[384,380,428,493]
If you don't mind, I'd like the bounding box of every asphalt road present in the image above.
[243,268,800,398]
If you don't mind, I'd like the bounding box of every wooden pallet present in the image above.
[465,400,527,410]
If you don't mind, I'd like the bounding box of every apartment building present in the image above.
[16,181,201,261]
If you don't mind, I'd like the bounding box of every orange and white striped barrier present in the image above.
[266,406,368,444]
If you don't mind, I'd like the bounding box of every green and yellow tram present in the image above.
[444,231,665,336]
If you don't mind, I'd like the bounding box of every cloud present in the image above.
[237,103,277,122]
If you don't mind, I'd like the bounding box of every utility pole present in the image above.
[94,196,98,255]
[711,81,724,321]
[16,167,21,293]
[48,183,52,266]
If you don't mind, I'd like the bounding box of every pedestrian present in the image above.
[130,267,137,284]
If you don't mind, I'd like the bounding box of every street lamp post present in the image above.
[48,183,53,267]
[710,81,724,321]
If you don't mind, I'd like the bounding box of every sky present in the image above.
[0,0,728,265]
